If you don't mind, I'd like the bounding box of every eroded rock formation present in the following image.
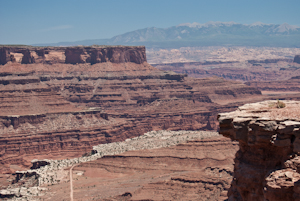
[2,130,238,201]
[0,46,146,65]
[246,76,300,93]
[154,59,300,82]
[0,47,13,65]
[0,46,263,181]
[218,100,300,201]
[294,55,300,64]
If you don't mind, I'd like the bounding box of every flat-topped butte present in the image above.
[0,45,147,65]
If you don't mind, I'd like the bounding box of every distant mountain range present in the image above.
[33,21,300,48]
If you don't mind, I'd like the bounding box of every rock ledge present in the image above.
[218,100,300,201]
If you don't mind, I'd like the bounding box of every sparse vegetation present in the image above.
[269,100,286,108]
[276,100,286,108]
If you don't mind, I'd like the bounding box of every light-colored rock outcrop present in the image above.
[218,100,300,201]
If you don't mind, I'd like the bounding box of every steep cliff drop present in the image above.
[294,55,300,64]
[0,45,262,183]
[219,100,300,201]
[0,46,147,65]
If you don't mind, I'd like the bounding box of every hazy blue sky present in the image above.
[1,0,299,44]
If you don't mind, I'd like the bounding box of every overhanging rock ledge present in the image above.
[218,100,300,201]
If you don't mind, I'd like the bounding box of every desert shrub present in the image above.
[276,100,286,108]
[269,100,286,108]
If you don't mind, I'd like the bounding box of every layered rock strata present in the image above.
[218,100,300,201]
[154,60,300,82]
[0,46,262,178]
[0,46,146,65]
[246,76,300,93]
[1,130,238,201]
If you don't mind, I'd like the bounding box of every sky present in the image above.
[0,0,300,45]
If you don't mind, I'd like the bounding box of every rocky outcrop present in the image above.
[3,131,238,201]
[218,100,300,201]
[65,46,146,64]
[0,46,147,65]
[20,49,35,64]
[294,55,300,64]
[0,46,263,178]
[0,47,14,65]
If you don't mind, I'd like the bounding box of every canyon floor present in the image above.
[52,136,237,201]
[13,132,238,201]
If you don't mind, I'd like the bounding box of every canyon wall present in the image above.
[218,100,300,201]
[0,67,260,175]
[0,46,146,65]
[0,45,262,176]
[294,55,300,64]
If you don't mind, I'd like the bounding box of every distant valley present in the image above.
[146,46,300,64]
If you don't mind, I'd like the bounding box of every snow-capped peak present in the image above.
[248,21,270,27]
[177,21,239,28]
[275,23,300,32]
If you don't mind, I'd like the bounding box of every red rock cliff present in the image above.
[219,100,300,201]
[0,46,147,65]
[0,47,14,65]
[0,45,262,177]
[65,46,146,64]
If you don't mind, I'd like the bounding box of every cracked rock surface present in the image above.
[218,100,300,201]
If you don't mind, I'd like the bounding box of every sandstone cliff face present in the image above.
[218,100,300,201]
[0,47,13,65]
[0,66,259,175]
[64,46,146,64]
[0,46,263,177]
[0,46,146,65]
[294,55,300,64]
[0,46,65,64]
